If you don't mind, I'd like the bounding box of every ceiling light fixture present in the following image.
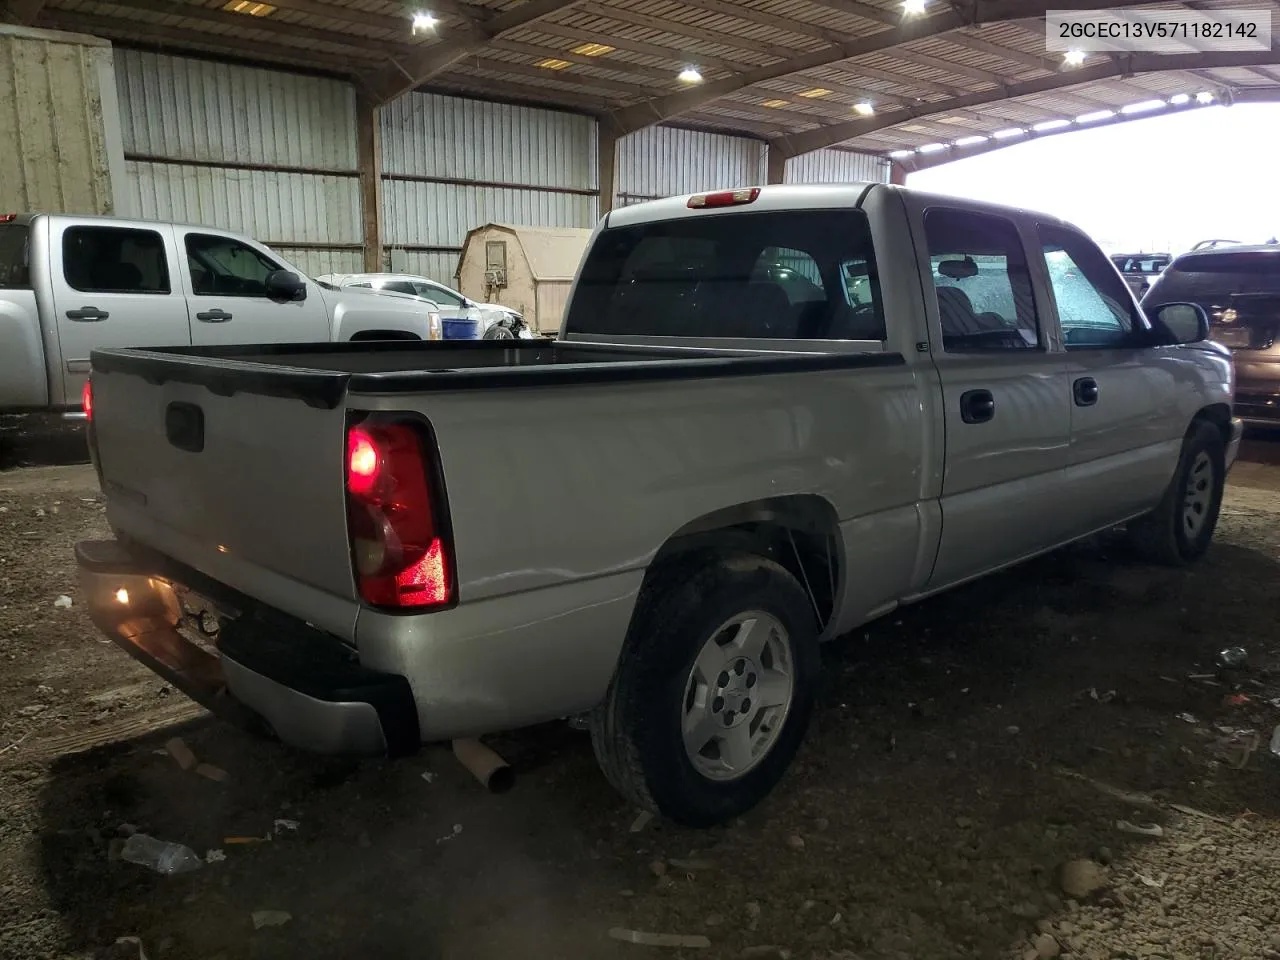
[536,58,572,70]
[761,99,789,108]
[1076,109,1115,123]
[902,0,927,16]
[917,142,948,153]
[678,66,703,84]
[954,135,989,146]
[1062,49,1086,67]
[992,127,1026,139]
[798,87,832,98]
[1120,99,1166,114]
[411,10,437,33]
[889,149,914,158]
[854,101,875,116]
[1196,91,1215,103]
[223,0,276,15]
[1032,118,1071,131]
[571,42,615,56]
[1169,93,1191,105]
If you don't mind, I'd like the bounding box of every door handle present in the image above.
[196,309,233,323]
[960,389,995,424]
[66,306,108,321]
[1073,377,1099,406]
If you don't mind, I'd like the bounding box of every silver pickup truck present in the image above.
[0,213,442,415]
[76,184,1241,826]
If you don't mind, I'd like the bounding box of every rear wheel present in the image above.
[589,553,819,827]
[1127,420,1225,565]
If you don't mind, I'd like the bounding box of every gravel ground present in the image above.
[3,417,1280,960]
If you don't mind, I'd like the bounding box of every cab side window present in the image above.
[64,226,170,294]
[186,234,281,298]
[1039,225,1142,348]
[923,208,1039,352]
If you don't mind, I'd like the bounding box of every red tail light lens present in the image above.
[81,379,93,421]
[688,187,760,209]
[345,418,454,610]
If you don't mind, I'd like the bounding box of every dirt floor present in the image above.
[5,416,1280,960]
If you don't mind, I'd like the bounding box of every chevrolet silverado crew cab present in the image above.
[76,184,1241,826]
[0,214,442,415]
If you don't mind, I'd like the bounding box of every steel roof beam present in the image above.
[773,51,1280,158]
[1,0,43,25]
[601,0,1158,136]
[368,0,583,105]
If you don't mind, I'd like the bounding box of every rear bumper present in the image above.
[75,539,419,757]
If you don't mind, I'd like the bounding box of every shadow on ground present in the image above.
[31,529,1280,960]
[0,415,90,471]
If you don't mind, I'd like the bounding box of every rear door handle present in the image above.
[196,309,233,323]
[960,388,995,424]
[66,306,108,321]
[1073,377,1099,406]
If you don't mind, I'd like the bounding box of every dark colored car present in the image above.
[1143,245,1280,425]
[1110,252,1171,299]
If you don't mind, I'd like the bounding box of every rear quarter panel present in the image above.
[0,290,49,409]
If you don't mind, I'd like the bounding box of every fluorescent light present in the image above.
[1032,118,1071,131]
[954,135,989,146]
[411,10,437,32]
[854,101,875,116]
[1062,49,1086,67]
[1196,91,1215,104]
[992,127,1026,139]
[223,0,276,15]
[1169,93,1191,105]
[917,142,948,154]
[902,0,927,15]
[798,88,832,98]
[1076,109,1115,123]
[571,42,614,56]
[889,149,914,158]
[678,66,703,84]
[536,58,571,70]
[760,99,788,108]
[1121,99,1166,114]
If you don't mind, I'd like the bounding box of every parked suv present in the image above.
[1144,245,1280,425]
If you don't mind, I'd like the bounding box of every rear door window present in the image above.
[565,210,885,341]
[63,226,170,294]
[0,223,30,289]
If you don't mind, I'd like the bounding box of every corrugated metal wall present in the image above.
[0,24,126,215]
[114,49,363,277]
[785,148,890,185]
[616,127,767,206]
[382,91,598,282]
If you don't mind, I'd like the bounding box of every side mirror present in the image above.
[1150,302,1209,345]
[265,270,307,302]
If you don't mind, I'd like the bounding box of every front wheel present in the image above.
[1127,420,1225,565]
[589,553,819,827]
[483,323,515,340]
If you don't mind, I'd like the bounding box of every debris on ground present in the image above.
[421,770,436,784]
[195,762,228,782]
[786,835,805,851]
[1269,723,1280,759]
[273,819,300,834]
[435,823,463,844]
[120,834,204,875]
[102,936,149,960]
[1030,932,1061,958]
[53,594,72,609]
[1176,712,1199,724]
[1058,859,1108,899]
[1115,820,1164,838]
[668,858,714,873]
[164,737,197,771]
[250,910,292,930]
[224,834,272,845]
[204,849,226,864]
[629,810,653,833]
[1217,646,1249,670]
[607,927,711,949]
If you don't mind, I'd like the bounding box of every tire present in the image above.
[1126,420,1225,565]
[483,324,515,340]
[589,552,820,827]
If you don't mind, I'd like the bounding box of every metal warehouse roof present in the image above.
[11,0,1280,168]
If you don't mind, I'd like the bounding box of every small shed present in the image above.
[455,223,593,335]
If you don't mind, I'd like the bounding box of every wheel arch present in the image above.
[1191,402,1233,446]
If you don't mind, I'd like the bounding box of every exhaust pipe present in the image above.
[452,738,514,794]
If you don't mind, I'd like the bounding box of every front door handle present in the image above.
[66,306,108,321]
[196,309,233,323]
[1073,377,1099,406]
[960,388,995,424]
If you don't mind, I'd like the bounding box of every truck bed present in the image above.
[90,339,903,407]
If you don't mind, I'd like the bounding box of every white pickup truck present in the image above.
[76,184,1241,826]
[0,213,441,415]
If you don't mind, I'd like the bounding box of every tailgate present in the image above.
[91,363,358,637]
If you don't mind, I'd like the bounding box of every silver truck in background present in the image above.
[77,183,1241,826]
[0,213,442,415]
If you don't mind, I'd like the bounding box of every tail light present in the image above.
[688,187,760,209]
[345,416,454,610]
[81,378,93,420]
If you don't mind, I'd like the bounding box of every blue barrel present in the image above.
[442,317,482,340]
